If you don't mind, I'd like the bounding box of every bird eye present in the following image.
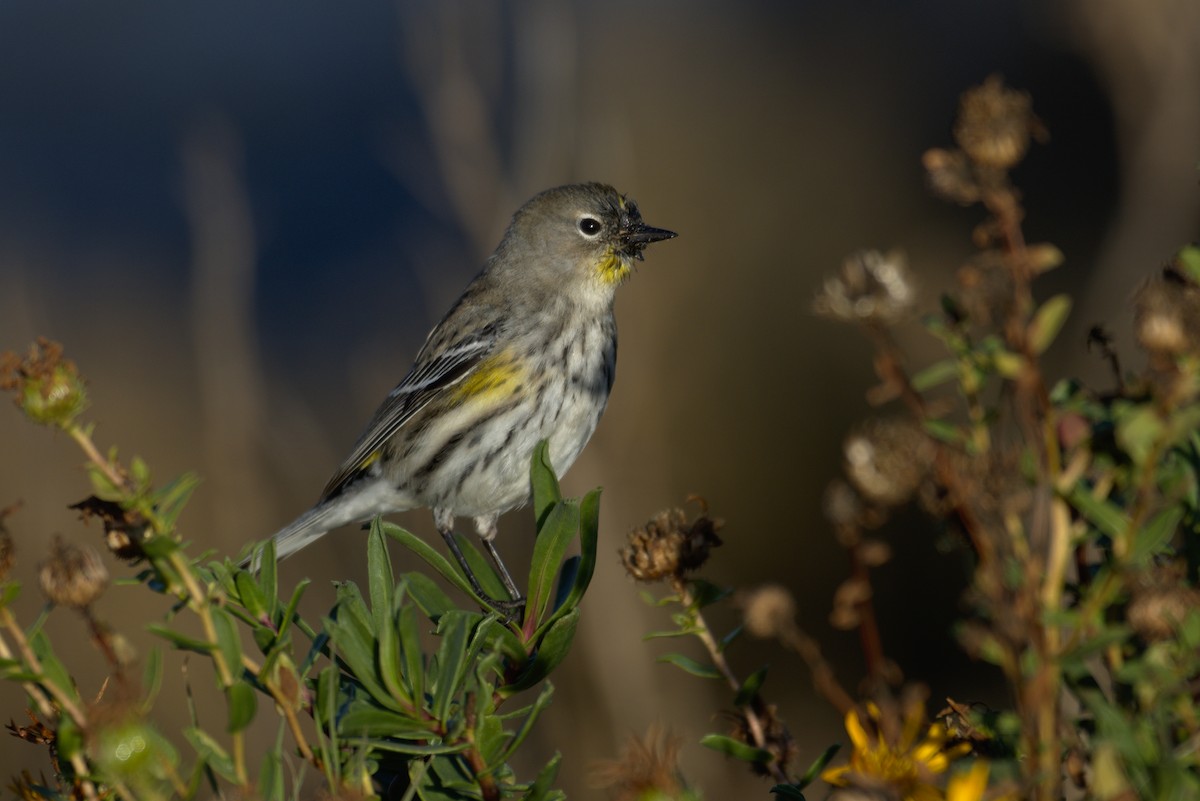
[578,217,602,237]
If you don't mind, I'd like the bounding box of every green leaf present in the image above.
[1065,486,1130,538]
[274,578,310,649]
[227,680,257,733]
[152,472,201,528]
[1176,245,1200,284]
[211,607,243,684]
[700,733,774,765]
[325,617,402,713]
[1132,505,1183,564]
[455,536,509,602]
[541,488,601,634]
[404,571,456,622]
[688,578,732,609]
[992,349,1023,379]
[368,520,411,707]
[1117,404,1164,467]
[924,418,963,445]
[430,610,473,723]
[911,359,958,391]
[184,727,238,782]
[797,743,840,787]
[367,518,395,633]
[657,653,721,680]
[530,440,562,530]
[523,752,562,801]
[0,582,19,608]
[493,682,555,767]
[256,539,279,621]
[769,785,806,800]
[337,704,436,738]
[1028,294,1072,354]
[359,739,469,756]
[381,522,479,602]
[29,631,79,704]
[397,599,426,708]
[719,624,744,652]
[234,571,268,620]
[734,666,768,707]
[313,665,340,782]
[257,726,285,801]
[526,500,580,624]
[56,716,83,761]
[141,647,164,713]
[505,608,580,694]
[643,628,697,641]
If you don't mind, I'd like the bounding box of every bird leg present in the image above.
[474,515,524,605]
[433,508,524,621]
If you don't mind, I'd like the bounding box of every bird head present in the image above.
[494,183,676,306]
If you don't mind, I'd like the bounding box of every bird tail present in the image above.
[241,501,348,572]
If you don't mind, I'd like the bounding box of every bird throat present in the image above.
[595,248,632,286]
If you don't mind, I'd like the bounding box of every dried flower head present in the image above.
[922,148,980,206]
[69,496,148,562]
[844,418,934,507]
[953,75,1041,170]
[815,250,916,325]
[1128,565,1200,642]
[739,584,797,639]
[590,725,696,801]
[729,703,797,777]
[0,338,88,428]
[1133,266,1200,356]
[620,503,723,583]
[39,536,109,609]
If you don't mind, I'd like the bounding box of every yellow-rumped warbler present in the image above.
[253,183,675,612]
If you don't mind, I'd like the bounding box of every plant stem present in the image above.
[0,608,99,801]
[670,577,791,784]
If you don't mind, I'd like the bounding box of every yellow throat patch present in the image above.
[595,248,631,286]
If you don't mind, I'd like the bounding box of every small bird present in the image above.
[253,183,675,613]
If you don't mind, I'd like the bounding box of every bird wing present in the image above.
[319,323,498,501]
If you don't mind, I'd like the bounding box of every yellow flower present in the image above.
[946,761,989,801]
[822,702,971,801]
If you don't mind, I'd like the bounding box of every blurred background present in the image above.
[1,0,1198,796]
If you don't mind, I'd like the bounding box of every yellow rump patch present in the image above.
[358,450,382,471]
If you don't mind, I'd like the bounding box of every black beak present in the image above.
[620,222,677,260]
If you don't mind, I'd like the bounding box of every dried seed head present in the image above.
[815,250,916,325]
[953,75,1041,170]
[739,584,797,639]
[1128,566,1200,642]
[1133,267,1200,356]
[620,505,723,583]
[844,419,934,507]
[0,338,88,428]
[39,536,109,609]
[589,725,693,801]
[729,704,797,777]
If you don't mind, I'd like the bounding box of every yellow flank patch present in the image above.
[453,353,523,402]
[358,450,382,471]
[595,248,631,285]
